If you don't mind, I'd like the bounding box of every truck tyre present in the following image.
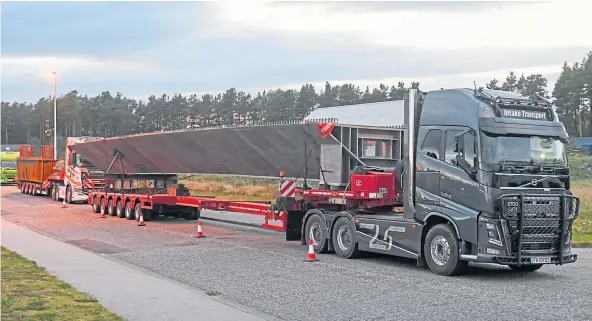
[508,264,543,272]
[54,185,61,201]
[116,200,125,218]
[108,199,116,216]
[92,197,101,213]
[66,186,73,204]
[424,223,468,276]
[331,217,360,259]
[305,214,329,253]
[125,201,134,220]
[51,184,56,200]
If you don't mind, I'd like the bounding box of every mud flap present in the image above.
[285,210,306,241]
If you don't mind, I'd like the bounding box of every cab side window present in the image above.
[420,129,441,160]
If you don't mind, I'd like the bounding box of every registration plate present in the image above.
[531,257,551,264]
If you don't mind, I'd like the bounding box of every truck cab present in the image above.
[411,88,578,273]
[287,88,579,276]
[61,137,106,203]
[1,148,18,185]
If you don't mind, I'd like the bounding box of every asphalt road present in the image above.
[2,186,592,321]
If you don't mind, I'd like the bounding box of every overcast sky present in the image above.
[1,1,591,103]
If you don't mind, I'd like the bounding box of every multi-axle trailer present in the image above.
[18,87,581,276]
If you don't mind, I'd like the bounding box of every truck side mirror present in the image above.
[454,134,464,154]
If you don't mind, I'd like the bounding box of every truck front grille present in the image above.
[500,193,579,264]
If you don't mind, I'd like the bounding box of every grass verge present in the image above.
[1,247,124,321]
[180,175,277,202]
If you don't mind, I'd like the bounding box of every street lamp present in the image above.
[51,71,57,158]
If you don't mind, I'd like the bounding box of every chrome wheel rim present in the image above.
[309,222,322,246]
[337,225,352,251]
[430,235,451,266]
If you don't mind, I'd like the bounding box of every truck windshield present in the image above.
[76,154,94,167]
[480,132,567,165]
[1,161,17,169]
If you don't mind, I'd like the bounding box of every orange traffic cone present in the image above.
[306,238,318,262]
[195,220,205,238]
[99,205,106,218]
[61,198,67,208]
[138,212,146,226]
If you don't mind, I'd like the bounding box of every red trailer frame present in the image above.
[88,190,288,231]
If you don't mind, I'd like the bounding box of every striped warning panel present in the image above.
[42,180,51,190]
[83,179,95,189]
[279,179,296,197]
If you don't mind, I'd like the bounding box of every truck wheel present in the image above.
[116,200,125,218]
[424,224,468,276]
[54,185,61,201]
[331,217,360,259]
[305,214,329,253]
[508,264,543,272]
[108,199,116,216]
[125,201,134,220]
[92,197,101,213]
[66,186,73,204]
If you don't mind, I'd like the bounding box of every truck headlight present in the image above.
[480,217,503,247]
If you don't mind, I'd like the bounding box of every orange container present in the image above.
[17,145,58,184]
[16,158,58,184]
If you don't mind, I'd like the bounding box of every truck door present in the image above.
[438,127,481,212]
[415,128,442,214]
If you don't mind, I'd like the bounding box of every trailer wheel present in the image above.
[183,208,200,220]
[116,200,125,218]
[92,197,101,213]
[331,217,360,259]
[305,214,329,254]
[143,210,154,221]
[125,201,134,220]
[108,199,116,216]
[100,198,107,215]
[424,224,468,276]
[134,202,143,221]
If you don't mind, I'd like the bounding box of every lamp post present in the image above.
[51,71,57,158]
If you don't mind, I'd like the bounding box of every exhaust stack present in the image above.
[403,89,417,215]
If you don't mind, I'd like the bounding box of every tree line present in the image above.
[1,50,591,146]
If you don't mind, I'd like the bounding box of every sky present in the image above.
[1,0,591,103]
